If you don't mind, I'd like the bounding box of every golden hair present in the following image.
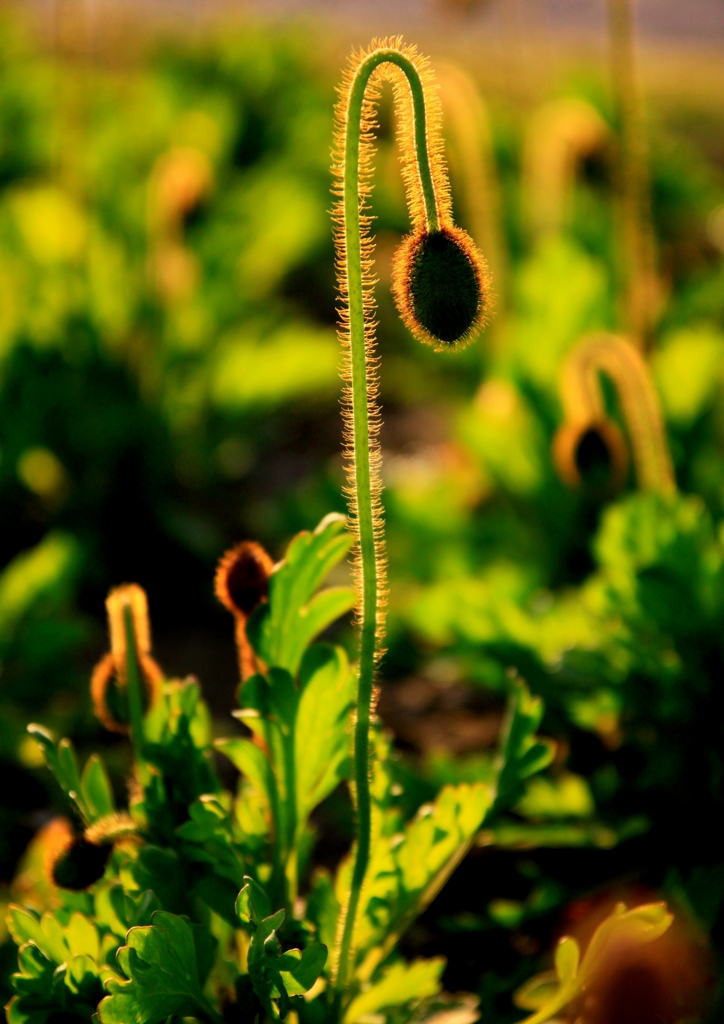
[91,583,163,734]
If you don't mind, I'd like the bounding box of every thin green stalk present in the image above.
[122,605,148,775]
[608,0,656,347]
[335,47,439,998]
[282,727,298,904]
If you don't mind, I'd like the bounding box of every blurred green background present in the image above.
[2,1,724,1019]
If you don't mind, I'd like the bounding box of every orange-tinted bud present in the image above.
[44,819,111,891]
[91,584,163,734]
[555,333,674,495]
[215,541,275,680]
[553,419,628,494]
[149,147,212,231]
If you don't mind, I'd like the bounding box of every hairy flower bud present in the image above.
[553,418,629,494]
[46,821,112,891]
[555,333,674,496]
[215,541,275,680]
[392,224,488,347]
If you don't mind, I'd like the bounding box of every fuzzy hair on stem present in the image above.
[331,37,490,1000]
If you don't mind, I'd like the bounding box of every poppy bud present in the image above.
[392,224,488,348]
[553,418,628,494]
[91,584,163,734]
[46,822,112,891]
[215,541,275,680]
[556,333,674,495]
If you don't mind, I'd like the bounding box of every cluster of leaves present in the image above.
[4,513,559,1024]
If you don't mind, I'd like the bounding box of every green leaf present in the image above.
[247,909,287,1017]
[236,877,272,925]
[515,772,594,820]
[176,796,247,911]
[7,907,70,964]
[306,869,340,953]
[0,532,80,651]
[295,644,355,826]
[246,513,354,675]
[125,847,187,916]
[343,958,446,1024]
[8,938,105,1024]
[219,642,354,889]
[81,755,115,820]
[349,770,492,979]
[215,735,274,806]
[142,679,219,811]
[26,726,92,824]
[95,886,161,940]
[64,953,102,1005]
[6,943,58,1024]
[277,943,327,996]
[492,681,555,815]
[237,891,327,1019]
[98,911,219,1024]
[65,913,100,960]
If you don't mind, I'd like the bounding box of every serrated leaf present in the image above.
[7,908,70,965]
[8,940,103,1024]
[246,513,354,675]
[278,942,327,995]
[64,953,101,1003]
[175,796,246,910]
[215,735,273,801]
[65,914,99,961]
[95,886,161,940]
[343,958,445,1024]
[295,644,355,827]
[492,681,555,815]
[98,911,214,1024]
[6,943,57,1024]
[351,778,492,979]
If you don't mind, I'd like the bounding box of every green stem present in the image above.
[335,47,438,999]
[282,725,298,904]
[259,696,286,910]
[123,605,147,775]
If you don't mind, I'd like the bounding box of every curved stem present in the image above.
[335,48,438,997]
[560,332,675,493]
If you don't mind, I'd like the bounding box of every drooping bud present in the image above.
[392,224,489,348]
[91,584,163,734]
[45,820,112,891]
[553,418,629,494]
[555,333,675,495]
[215,541,275,680]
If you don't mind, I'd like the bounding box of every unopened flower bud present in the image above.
[215,541,275,680]
[392,224,488,348]
[553,418,628,494]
